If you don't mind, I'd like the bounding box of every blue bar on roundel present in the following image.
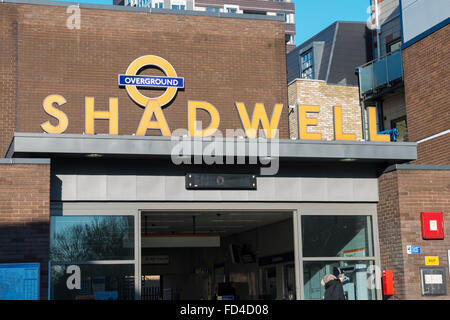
[118,75,184,88]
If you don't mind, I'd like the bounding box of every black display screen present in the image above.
[185,173,257,190]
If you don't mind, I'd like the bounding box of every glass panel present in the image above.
[283,264,296,300]
[388,40,401,53]
[302,216,373,258]
[50,216,134,261]
[360,63,374,94]
[373,57,387,88]
[300,50,314,79]
[387,51,403,83]
[303,260,376,300]
[50,264,135,300]
[391,117,408,142]
[261,266,277,299]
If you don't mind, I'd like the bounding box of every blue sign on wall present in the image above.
[0,263,40,300]
[118,75,184,88]
[407,245,421,255]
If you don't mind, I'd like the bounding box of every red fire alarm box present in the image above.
[382,270,394,296]
[421,212,444,240]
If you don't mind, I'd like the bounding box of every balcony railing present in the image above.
[358,50,403,98]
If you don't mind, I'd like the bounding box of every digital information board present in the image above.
[0,263,40,300]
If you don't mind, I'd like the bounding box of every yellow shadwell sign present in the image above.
[40,96,388,140]
[39,55,391,141]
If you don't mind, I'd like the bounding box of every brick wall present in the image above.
[287,79,363,140]
[402,24,450,164]
[0,5,18,157]
[0,162,51,300]
[415,134,450,165]
[378,168,450,299]
[0,2,289,154]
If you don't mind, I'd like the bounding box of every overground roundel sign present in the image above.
[118,55,184,108]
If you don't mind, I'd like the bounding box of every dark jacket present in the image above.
[324,279,346,300]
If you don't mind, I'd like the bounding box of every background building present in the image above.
[376,0,450,299]
[287,21,373,86]
[359,0,407,142]
[114,0,296,51]
[286,21,373,141]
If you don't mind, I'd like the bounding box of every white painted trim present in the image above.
[287,78,326,86]
[416,129,450,144]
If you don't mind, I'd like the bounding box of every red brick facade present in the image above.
[402,24,450,165]
[0,5,17,157]
[378,168,450,299]
[0,162,50,300]
[416,134,450,165]
[0,3,289,156]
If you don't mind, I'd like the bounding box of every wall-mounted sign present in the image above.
[425,256,440,266]
[142,255,170,265]
[186,173,256,190]
[258,252,294,266]
[40,55,389,142]
[420,267,446,296]
[406,245,421,254]
[119,55,184,108]
[0,263,40,300]
[421,212,444,240]
[424,274,443,284]
[343,248,365,257]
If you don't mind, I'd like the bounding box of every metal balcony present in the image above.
[358,50,403,99]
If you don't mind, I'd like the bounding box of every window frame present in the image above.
[300,49,314,79]
[386,38,401,54]
[49,205,141,300]
[224,4,240,14]
[391,115,408,142]
[296,206,381,300]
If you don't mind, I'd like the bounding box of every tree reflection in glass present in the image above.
[50,216,134,262]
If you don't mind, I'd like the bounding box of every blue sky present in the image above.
[51,0,371,46]
[293,0,371,45]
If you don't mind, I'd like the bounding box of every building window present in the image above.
[301,215,377,300]
[290,35,295,45]
[154,1,163,8]
[224,4,239,14]
[300,50,314,79]
[50,216,135,261]
[276,12,287,22]
[304,260,377,300]
[206,7,220,13]
[172,4,185,10]
[391,116,408,142]
[49,215,136,300]
[387,39,401,54]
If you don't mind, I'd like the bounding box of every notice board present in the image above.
[0,263,40,300]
